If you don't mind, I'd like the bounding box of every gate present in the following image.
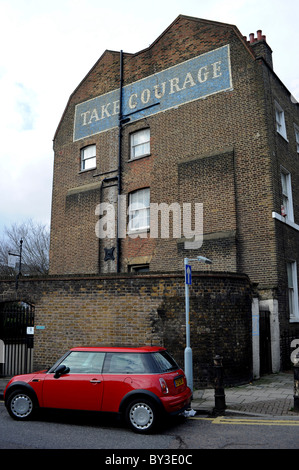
[259,310,272,375]
[0,302,35,377]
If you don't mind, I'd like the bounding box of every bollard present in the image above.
[213,355,226,414]
[294,353,299,412]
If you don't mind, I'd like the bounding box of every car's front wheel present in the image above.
[125,398,158,433]
[6,389,36,421]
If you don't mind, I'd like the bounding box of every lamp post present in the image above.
[8,239,23,290]
[184,256,212,392]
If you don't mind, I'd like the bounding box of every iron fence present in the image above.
[0,302,35,376]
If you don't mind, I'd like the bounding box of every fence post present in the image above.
[294,353,299,412]
[213,355,226,414]
[0,340,5,377]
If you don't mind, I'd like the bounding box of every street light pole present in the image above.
[8,239,23,290]
[184,258,192,391]
[184,256,212,392]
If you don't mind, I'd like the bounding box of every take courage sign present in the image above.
[73,45,232,142]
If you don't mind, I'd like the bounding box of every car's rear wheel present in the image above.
[125,398,158,433]
[6,389,36,421]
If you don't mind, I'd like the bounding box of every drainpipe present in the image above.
[117,50,124,273]
[115,52,159,273]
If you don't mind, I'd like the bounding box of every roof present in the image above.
[70,346,166,353]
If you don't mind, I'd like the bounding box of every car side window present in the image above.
[103,353,146,374]
[60,351,105,374]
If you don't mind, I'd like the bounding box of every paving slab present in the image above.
[191,372,299,417]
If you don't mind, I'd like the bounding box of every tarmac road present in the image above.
[1,371,299,451]
[1,399,299,450]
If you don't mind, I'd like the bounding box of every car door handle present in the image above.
[90,379,102,384]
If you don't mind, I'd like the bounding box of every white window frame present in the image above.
[281,168,294,222]
[287,261,299,322]
[81,144,96,171]
[275,101,288,141]
[294,124,299,153]
[130,129,150,160]
[128,188,150,232]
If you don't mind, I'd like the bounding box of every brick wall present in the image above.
[257,53,299,334]
[0,271,253,386]
[49,15,283,292]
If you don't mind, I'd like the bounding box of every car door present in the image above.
[101,352,146,412]
[42,351,105,411]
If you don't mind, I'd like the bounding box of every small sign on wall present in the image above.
[252,315,259,336]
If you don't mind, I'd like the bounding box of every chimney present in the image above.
[247,30,273,69]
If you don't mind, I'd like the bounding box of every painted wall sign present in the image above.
[73,45,232,142]
[252,315,259,336]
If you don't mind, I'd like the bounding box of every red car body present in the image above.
[4,346,192,433]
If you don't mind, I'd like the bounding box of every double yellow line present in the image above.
[191,416,299,426]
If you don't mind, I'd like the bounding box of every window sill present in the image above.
[79,167,97,174]
[128,153,151,162]
[127,228,150,237]
[289,317,299,323]
[277,130,289,143]
[272,212,299,231]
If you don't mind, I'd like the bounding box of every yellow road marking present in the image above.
[190,416,299,426]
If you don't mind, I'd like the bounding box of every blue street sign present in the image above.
[185,264,192,285]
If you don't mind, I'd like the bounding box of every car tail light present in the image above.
[159,378,169,394]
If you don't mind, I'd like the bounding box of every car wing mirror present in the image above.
[54,364,70,379]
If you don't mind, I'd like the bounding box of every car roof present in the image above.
[69,346,166,353]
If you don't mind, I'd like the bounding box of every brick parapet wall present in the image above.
[0,271,253,386]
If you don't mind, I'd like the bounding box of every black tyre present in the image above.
[125,398,158,433]
[6,389,36,421]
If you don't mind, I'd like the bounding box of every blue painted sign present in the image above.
[73,45,232,141]
[185,264,192,285]
[252,315,259,336]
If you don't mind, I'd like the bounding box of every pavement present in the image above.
[1,371,298,418]
[191,371,299,417]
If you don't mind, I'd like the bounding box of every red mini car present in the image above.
[4,346,192,433]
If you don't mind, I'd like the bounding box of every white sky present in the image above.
[0,0,298,235]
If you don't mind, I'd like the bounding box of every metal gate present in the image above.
[259,310,272,375]
[0,302,35,377]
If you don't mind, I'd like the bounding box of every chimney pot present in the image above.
[257,30,263,40]
[249,33,255,43]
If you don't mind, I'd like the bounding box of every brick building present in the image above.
[47,15,299,375]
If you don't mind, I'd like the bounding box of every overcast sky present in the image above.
[0,0,298,235]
